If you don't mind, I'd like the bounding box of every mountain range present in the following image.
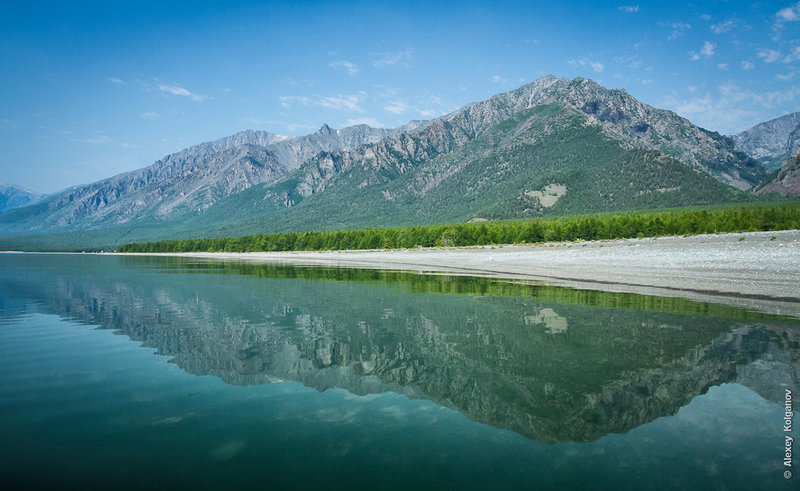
[0,183,43,213]
[0,75,797,251]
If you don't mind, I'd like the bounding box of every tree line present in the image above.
[117,203,800,253]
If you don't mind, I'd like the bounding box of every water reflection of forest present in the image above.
[2,254,798,443]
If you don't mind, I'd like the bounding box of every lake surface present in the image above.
[1,253,798,490]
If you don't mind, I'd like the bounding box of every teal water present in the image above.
[0,254,798,490]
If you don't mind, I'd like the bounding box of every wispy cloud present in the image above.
[279,95,310,108]
[74,133,135,148]
[618,5,639,13]
[784,46,800,63]
[741,60,755,70]
[661,21,691,40]
[758,49,782,63]
[717,63,729,70]
[78,135,113,144]
[383,100,410,115]
[108,78,125,85]
[373,48,413,69]
[281,93,365,112]
[689,41,715,60]
[665,81,800,133]
[318,94,365,112]
[710,20,736,34]
[567,59,604,72]
[158,84,208,102]
[641,79,653,85]
[416,108,440,117]
[139,112,161,119]
[777,3,800,22]
[329,60,359,75]
[614,54,642,68]
[773,2,800,37]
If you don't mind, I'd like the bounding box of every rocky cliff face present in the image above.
[271,76,764,200]
[733,112,800,171]
[754,150,800,196]
[0,183,43,212]
[557,78,764,189]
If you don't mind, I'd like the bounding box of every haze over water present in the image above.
[0,254,797,489]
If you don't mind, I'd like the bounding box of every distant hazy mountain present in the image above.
[733,112,800,171]
[0,76,766,251]
[0,124,409,236]
[0,183,43,212]
[754,150,800,196]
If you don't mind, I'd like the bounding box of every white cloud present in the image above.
[758,49,782,63]
[641,79,653,84]
[139,112,161,119]
[279,95,310,108]
[776,72,795,80]
[777,3,800,22]
[158,84,208,102]
[383,100,410,115]
[710,20,736,34]
[281,94,365,112]
[318,94,365,112]
[416,108,439,117]
[661,21,691,40]
[614,54,642,68]
[567,58,604,72]
[108,78,125,85]
[618,5,639,13]
[784,46,800,63]
[373,48,413,69]
[717,63,729,70]
[75,134,135,148]
[689,41,715,60]
[774,2,800,37]
[489,74,502,83]
[741,60,755,70]
[667,81,800,133]
[78,135,112,144]
[329,60,359,75]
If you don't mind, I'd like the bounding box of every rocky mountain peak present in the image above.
[733,112,800,171]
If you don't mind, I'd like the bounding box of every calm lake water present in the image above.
[0,253,798,490]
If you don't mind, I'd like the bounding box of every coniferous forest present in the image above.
[117,203,800,253]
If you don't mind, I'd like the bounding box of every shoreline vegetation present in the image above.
[117,203,800,254]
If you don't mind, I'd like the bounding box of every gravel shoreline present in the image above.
[120,230,800,317]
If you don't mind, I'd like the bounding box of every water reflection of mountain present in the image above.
[2,254,798,444]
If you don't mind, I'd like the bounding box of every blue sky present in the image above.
[1,0,799,194]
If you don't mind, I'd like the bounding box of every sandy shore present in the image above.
[123,230,800,317]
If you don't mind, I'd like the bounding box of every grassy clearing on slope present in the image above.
[117,202,800,253]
